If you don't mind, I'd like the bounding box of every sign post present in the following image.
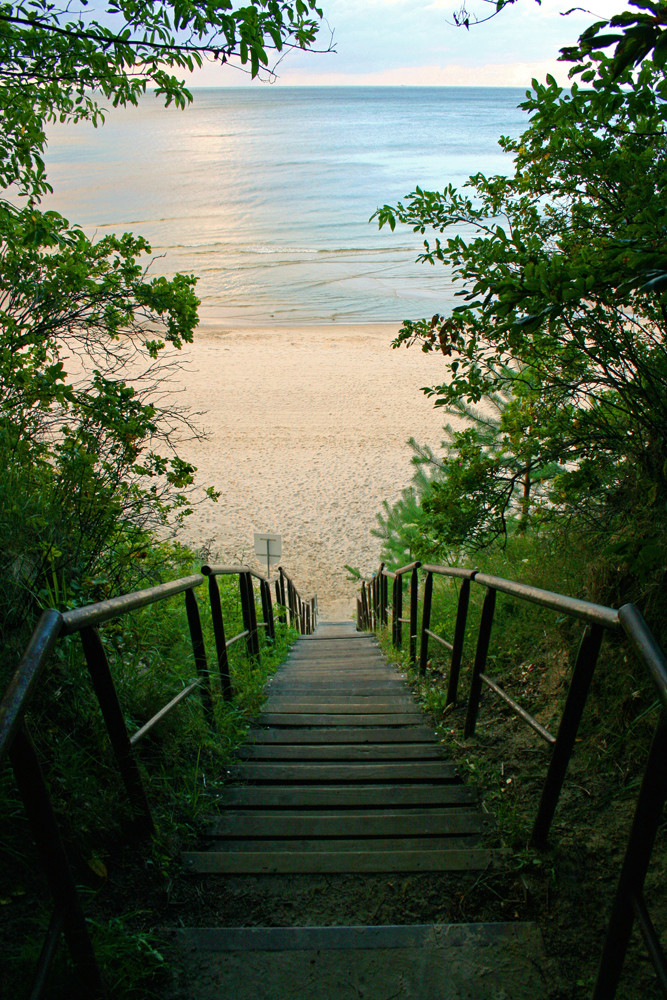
[253,532,282,580]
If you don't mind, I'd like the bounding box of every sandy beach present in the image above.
[175,324,453,620]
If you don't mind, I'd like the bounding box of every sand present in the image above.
[174,324,452,621]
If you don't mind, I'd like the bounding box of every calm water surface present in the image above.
[43,87,528,325]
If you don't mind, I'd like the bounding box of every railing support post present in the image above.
[239,572,255,658]
[207,574,233,701]
[379,565,387,626]
[419,570,433,676]
[531,624,604,848]
[409,564,420,666]
[393,575,403,650]
[592,712,667,1000]
[447,576,472,707]
[244,573,261,657]
[79,626,154,833]
[360,583,370,632]
[10,723,105,998]
[464,587,497,739]
[260,579,275,642]
[277,569,287,625]
[185,588,214,727]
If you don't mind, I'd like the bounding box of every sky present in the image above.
[187,0,631,88]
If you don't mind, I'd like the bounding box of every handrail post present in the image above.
[10,723,105,997]
[286,579,294,628]
[239,572,255,658]
[592,711,667,999]
[357,597,363,631]
[447,576,472,707]
[531,624,604,848]
[379,565,388,626]
[245,573,261,657]
[393,574,403,650]
[260,579,275,642]
[409,563,421,667]
[419,570,433,676]
[207,574,233,701]
[185,588,214,728]
[372,574,378,630]
[464,587,497,739]
[360,583,368,632]
[277,569,287,625]
[79,626,154,833]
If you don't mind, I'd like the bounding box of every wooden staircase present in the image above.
[174,622,553,999]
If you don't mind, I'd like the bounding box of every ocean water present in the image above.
[42,87,528,326]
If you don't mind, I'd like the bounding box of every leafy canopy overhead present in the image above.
[0,0,326,620]
[0,0,325,196]
[374,5,667,572]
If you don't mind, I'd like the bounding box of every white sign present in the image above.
[253,532,282,577]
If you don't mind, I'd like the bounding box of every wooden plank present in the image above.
[258,714,424,726]
[227,762,458,783]
[204,809,487,839]
[261,701,417,713]
[248,727,436,744]
[238,744,446,761]
[276,670,401,680]
[266,684,408,694]
[183,848,498,874]
[217,785,476,808]
[198,836,480,853]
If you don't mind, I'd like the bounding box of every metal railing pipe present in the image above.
[0,608,63,764]
[61,574,205,634]
[472,573,620,630]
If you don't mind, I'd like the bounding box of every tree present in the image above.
[1,0,325,198]
[373,20,667,572]
[0,0,325,636]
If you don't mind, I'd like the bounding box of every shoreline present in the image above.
[173,323,453,620]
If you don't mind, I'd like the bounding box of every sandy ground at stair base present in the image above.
[173,324,454,620]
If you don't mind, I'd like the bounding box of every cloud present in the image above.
[182,0,632,88]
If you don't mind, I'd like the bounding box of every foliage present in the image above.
[373,36,667,582]
[374,379,562,565]
[0,0,325,645]
[1,559,297,997]
[0,206,207,635]
[1,0,325,200]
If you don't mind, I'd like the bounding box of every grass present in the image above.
[376,527,666,999]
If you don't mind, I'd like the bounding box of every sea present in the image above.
[41,87,529,326]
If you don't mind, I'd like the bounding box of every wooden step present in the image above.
[227,762,459,783]
[204,808,487,839]
[215,785,476,808]
[261,700,418,713]
[248,727,437,744]
[258,713,425,726]
[183,847,498,874]
[238,743,446,760]
[173,923,552,1000]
